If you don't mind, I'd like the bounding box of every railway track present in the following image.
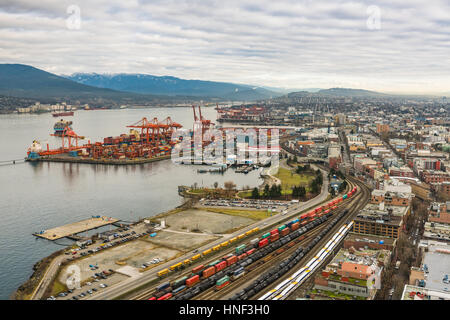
[131,181,354,301]
[134,177,364,301]
[185,181,362,300]
[252,176,371,300]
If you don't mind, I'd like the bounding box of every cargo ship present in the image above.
[52,111,74,117]
[53,119,73,136]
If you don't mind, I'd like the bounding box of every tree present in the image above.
[224,181,236,196]
[263,184,270,198]
[251,187,260,199]
[298,186,306,198]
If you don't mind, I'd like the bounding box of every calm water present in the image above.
[0,107,262,299]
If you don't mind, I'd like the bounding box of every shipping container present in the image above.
[259,238,269,248]
[172,276,188,289]
[278,225,286,232]
[215,280,230,291]
[202,267,215,279]
[246,248,256,256]
[261,232,271,239]
[192,265,205,274]
[236,244,246,254]
[270,233,279,242]
[237,253,247,260]
[186,275,200,287]
[226,255,238,266]
[148,297,156,300]
[208,260,221,267]
[270,229,279,236]
[291,222,300,231]
[281,228,290,237]
[215,261,227,272]
[158,292,172,300]
[216,275,230,286]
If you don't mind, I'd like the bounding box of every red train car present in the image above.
[186,275,200,287]
[202,266,216,278]
[157,293,172,300]
[192,265,204,274]
[270,229,279,236]
[148,297,156,300]
[270,233,279,242]
[226,255,238,266]
[258,238,269,248]
[291,222,300,231]
[246,248,256,256]
[215,261,227,272]
[237,253,247,260]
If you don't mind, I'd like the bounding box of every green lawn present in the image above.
[206,208,275,220]
[274,167,315,194]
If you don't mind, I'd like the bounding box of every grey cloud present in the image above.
[0,0,449,93]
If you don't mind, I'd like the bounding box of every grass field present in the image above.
[205,208,275,220]
[274,167,315,194]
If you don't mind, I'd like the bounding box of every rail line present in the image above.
[253,177,370,300]
[192,183,359,300]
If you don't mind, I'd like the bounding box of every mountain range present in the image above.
[65,73,280,100]
[0,63,416,112]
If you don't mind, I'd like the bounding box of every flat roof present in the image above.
[423,245,450,292]
[34,216,119,240]
[345,232,396,246]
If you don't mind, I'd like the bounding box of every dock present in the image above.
[34,216,119,240]
[26,154,171,166]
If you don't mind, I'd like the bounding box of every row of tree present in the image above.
[251,184,283,199]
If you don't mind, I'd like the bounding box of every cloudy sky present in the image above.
[1,0,449,94]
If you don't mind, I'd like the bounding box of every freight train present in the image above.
[148,186,357,300]
[259,221,354,300]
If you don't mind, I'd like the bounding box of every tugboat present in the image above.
[53,119,73,136]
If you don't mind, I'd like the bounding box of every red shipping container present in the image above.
[270,234,279,242]
[226,256,238,266]
[157,293,172,300]
[270,229,279,236]
[237,253,247,260]
[258,239,269,248]
[281,228,290,237]
[215,261,227,272]
[300,221,308,226]
[246,248,256,255]
[202,267,216,278]
[291,222,300,231]
[186,275,200,287]
[192,265,204,274]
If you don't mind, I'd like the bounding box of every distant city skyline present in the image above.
[1,0,449,94]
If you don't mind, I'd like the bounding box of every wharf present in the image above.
[33,216,119,240]
[26,154,171,165]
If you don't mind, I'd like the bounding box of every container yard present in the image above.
[26,116,183,165]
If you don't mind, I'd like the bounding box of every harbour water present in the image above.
[0,107,263,299]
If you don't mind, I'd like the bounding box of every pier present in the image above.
[33,216,119,240]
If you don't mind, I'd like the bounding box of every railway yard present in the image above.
[121,177,369,301]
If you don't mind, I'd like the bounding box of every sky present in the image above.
[0,0,449,94]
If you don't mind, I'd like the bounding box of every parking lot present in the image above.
[199,198,292,211]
